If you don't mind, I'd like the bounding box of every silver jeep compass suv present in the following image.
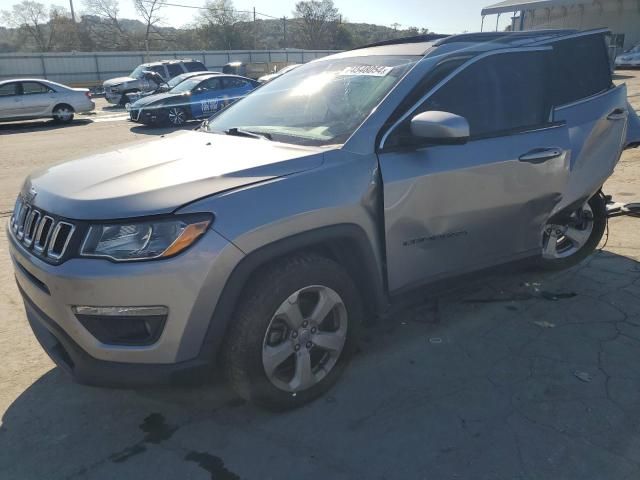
[9,30,640,409]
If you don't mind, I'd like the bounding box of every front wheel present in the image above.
[222,253,362,410]
[536,193,607,270]
[165,106,187,126]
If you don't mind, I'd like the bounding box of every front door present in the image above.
[378,49,571,292]
[190,77,223,118]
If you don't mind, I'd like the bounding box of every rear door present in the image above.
[20,81,56,117]
[0,82,23,119]
[220,77,255,106]
[540,31,629,213]
[378,49,572,292]
[166,62,185,80]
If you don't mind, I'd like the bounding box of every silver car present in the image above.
[8,29,640,410]
[0,79,94,124]
[615,44,640,68]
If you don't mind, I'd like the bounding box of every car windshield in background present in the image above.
[170,77,202,93]
[205,55,420,146]
[130,66,146,78]
[168,75,189,88]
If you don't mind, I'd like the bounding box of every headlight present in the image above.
[81,215,212,262]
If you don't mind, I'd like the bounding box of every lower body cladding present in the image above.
[8,226,244,386]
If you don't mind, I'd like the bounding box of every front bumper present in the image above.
[20,285,210,386]
[9,224,244,384]
[128,107,163,125]
[105,91,123,104]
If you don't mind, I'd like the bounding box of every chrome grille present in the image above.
[10,197,76,260]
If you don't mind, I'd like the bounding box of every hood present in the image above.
[103,76,137,87]
[23,131,325,220]
[131,91,182,108]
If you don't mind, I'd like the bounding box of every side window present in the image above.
[549,34,613,106]
[0,83,19,96]
[222,78,246,89]
[198,78,221,92]
[388,50,551,146]
[185,61,207,72]
[166,63,183,78]
[22,82,52,95]
[150,65,167,78]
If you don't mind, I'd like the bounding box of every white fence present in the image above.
[0,49,337,86]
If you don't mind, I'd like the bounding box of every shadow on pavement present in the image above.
[2,251,640,479]
[129,123,200,136]
[0,119,92,135]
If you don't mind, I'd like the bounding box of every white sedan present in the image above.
[615,44,640,68]
[0,78,95,124]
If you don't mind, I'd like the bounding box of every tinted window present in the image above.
[149,65,166,77]
[167,63,184,77]
[402,51,550,140]
[22,82,52,95]
[222,78,248,89]
[550,34,613,106]
[0,83,19,96]
[185,61,207,72]
[198,78,221,91]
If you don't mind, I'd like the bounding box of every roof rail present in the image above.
[434,29,576,46]
[350,33,450,51]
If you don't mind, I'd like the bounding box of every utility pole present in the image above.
[282,16,287,48]
[69,0,76,22]
[253,6,257,49]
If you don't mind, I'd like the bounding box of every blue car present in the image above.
[128,74,260,126]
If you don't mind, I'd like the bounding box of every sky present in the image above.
[0,0,514,33]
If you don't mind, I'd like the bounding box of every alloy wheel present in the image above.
[542,202,595,260]
[54,107,73,122]
[262,285,348,393]
[167,107,186,126]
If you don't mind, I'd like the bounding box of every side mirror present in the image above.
[410,111,470,144]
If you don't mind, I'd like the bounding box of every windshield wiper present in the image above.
[224,127,273,141]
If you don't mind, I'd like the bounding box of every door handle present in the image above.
[607,108,627,121]
[518,148,563,164]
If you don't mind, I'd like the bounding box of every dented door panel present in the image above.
[379,125,571,293]
[551,85,628,214]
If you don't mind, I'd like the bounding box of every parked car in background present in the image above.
[9,30,640,411]
[125,71,223,104]
[103,59,207,105]
[258,64,301,83]
[615,44,640,68]
[128,74,259,126]
[0,78,94,124]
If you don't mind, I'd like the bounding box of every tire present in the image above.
[52,104,74,124]
[165,106,188,126]
[536,192,607,271]
[118,92,134,107]
[222,253,362,410]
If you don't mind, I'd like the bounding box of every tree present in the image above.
[1,1,53,51]
[292,0,340,49]
[82,0,132,49]
[197,0,249,50]
[133,0,163,55]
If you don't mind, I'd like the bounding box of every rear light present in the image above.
[85,91,91,99]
